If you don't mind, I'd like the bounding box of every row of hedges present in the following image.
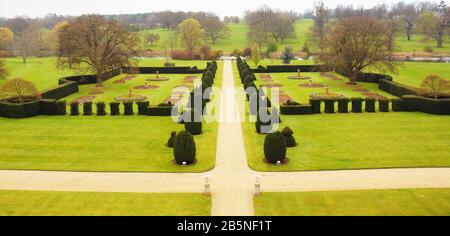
[122,67,204,74]
[251,65,322,73]
[396,95,450,115]
[378,79,418,97]
[41,81,78,100]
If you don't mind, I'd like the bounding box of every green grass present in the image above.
[254,189,450,216]
[0,116,217,172]
[2,57,80,91]
[244,112,450,172]
[389,62,450,88]
[257,72,395,104]
[142,19,450,53]
[0,190,210,216]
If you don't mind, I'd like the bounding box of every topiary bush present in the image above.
[184,109,203,135]
[391,98,404,112]
[173,130,197,165]
[83,102,93,116]
[351,97,363,113]
[264,131,287,164]
[96,102,106,116]
[324,99,336,113]
[282,126,297,147]
[137,101,149,115]
[310,98,322,113]
[70,102,79,116]
[167,131,177,148]
[256,108,273,134]
[365,98,376,112]
[379,98,390,112]
[110,102,120,116]
[123,102,134,115]
[337,98,350,113]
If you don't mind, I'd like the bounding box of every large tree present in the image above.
[318,17,396,84]
[311,1,329,51]
[245,6,274,48]
[270,11,295,42]
[0,27,14,51]
[48,21,69,55]
[14,22,42,64]
[194,13,230,44]
[418,1,450,48]
[57,15,139,86]
[177,18,204,55]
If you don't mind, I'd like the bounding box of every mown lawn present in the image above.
[1,57,209,92]
[244,112,450,172]
[388,62,450,88]
[0,190,210,216]
[254,189,450,216]
[0,116,217,172]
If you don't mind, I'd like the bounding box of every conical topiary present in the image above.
[264,131,287,164]
[173,131,196,165]
[167,131,177,148]
[281,126,297,147]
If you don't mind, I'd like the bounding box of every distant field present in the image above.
[0,190,210,216]
[254,189,450,216]
[389,62,450,88]
[142,19,450,53]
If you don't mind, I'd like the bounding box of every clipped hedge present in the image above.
[41,81,79,100]
[40,99,57,115]
[147,106,174,116]
[392,98,404,112]
[379,99,390,112]
[83,102,93,116]
[379,79,418,97]
[351,97,363,113]
[123,102,134,116]
[324,99,336,114]
[70,102,80,116]
[337,98,350,113]
[55,101,66,115]
[365,98,376,113]
[0,100,41,118]
[280,104,313,115]
[264,131,287,164]
[96,102,106,116]
[310,98,322,114]
[401,95,450,115]
[110,102,120,116]
[173,131,197,165]
[137,101,150,115]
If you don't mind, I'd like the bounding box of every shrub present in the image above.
[351,97,363,113]
[137,101,149,115]
[324,99,336,113]
[184,109,203,135]
[167,131,177,148]
[243,47,252,57]
[391,98,404,112]
[55,101,66,115]
[264,131,287,164]
[256,108,273,134]
[309,98,321,113]
[70,102,79,116]
[96,102,106,116]
[365,98,376,112]
[0,78,41,103]
[123,102,134,115]
[282,127,297,147]
[337,98,350,113]
[110,102,120,116]
[83,102,93,116]
[423,46,433,53]
[379,98,390,112]
[281,46,295,64]
[170,50,194,60]
[173,131,196,165]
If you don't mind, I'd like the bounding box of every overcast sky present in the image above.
[0,0,438,18]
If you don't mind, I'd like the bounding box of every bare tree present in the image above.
[245,6,274,48]
[15,23,41,64]
[194,13,230,44]
[400,3,419,41]
[311,1,329,51]
[420,74,450,99]
[318,17,397,84]
[0,78,41,103]
[57,15,139,86]
[418,1,450,48]
[270,11,295,42]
